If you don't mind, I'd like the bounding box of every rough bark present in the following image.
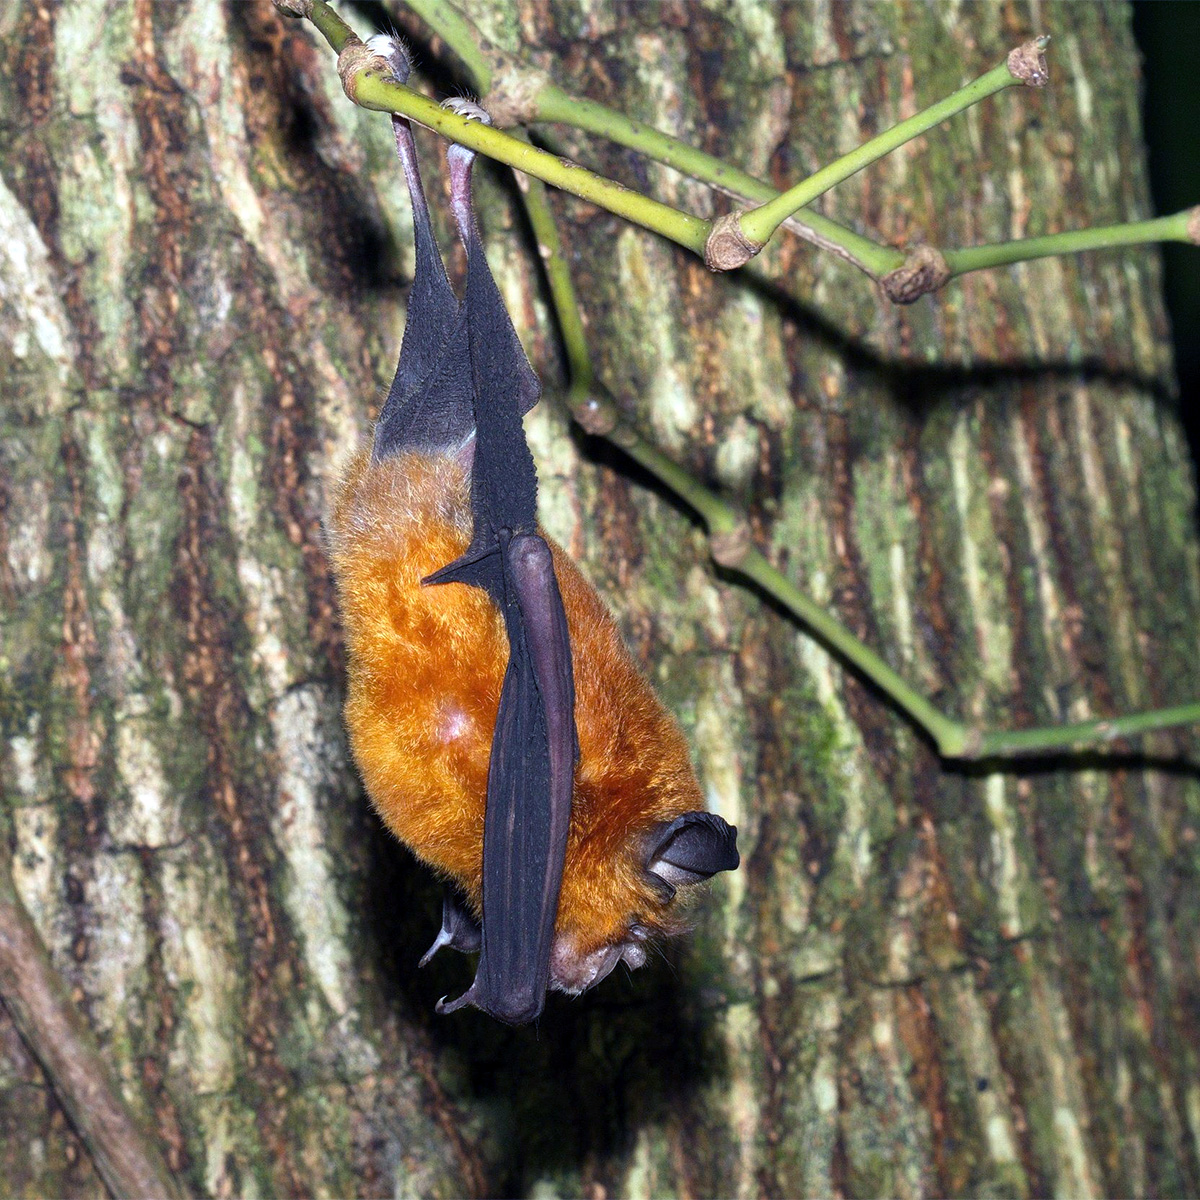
[1,1,1198,1198]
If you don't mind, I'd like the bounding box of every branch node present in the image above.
[337,37,379,104]
[1007,36,1050,87]
[710,524,753,568]
[1188,206,1200,246]
[272,0,312,16]
[484,55,550,128]
[572,393,619,437]
[880,245,951,303]
[956,729,985,760]
[704,212,763,272]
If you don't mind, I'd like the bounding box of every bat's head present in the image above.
[548,811,739,995]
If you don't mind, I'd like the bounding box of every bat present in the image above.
[327,35,739,1025]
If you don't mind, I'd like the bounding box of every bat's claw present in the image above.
[419,931,451,969]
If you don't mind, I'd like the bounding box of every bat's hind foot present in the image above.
[365,32,411,85]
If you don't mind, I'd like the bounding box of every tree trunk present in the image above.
[2,1,1198,1197]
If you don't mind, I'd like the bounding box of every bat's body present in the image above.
[329,36,737,1023]
[330,450,710,981]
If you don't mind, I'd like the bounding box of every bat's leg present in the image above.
[364,36,443,305]
[441,99,493,249]
[441,98,541,427]
[369,36,473,460]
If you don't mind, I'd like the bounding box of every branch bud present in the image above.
[336,38,372,103]
[272,0,312,16]
[573,393,619,437]
[1007,36,1050,87]
[710,524,753,568]
[1188,206,1200,246]
[880,245,951,304]
[704,212,763,272]
[484,58,550,128]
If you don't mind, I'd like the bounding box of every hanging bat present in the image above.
[327,35,738,1025]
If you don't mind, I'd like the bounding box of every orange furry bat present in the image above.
[328,38,738,1024]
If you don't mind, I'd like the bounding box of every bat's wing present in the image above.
[436,533,575,1023]
[426,125,577,1024]
[373,102,475,459]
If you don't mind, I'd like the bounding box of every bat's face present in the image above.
[549,822,726,994]
[329,37,737,1024]
[550,927,650,994]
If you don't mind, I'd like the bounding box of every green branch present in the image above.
[943,209,1198,276]
[293,1,710,252]
[513,164,592,393]
[533,87,903,278]
[737,43,1048,248]
[971,703,1200,759]
[517,148,1200,763]
[395,0,491,89]
[292,1,1199,290]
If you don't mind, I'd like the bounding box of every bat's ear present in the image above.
[644,812,739,899]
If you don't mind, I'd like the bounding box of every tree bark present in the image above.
[1,1,1198,1197]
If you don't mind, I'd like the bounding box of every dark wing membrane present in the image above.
[426,133,578,1024]
[454,155,541,543]
[446,142,541,422]
[376,308,476,459]
[373,117,476,460]
[437,533,575,1024]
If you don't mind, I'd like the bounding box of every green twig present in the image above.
[534,87,903,278]
[305,0,357,51]
[609,426,1200,759]
[971,703,1200,759]
[291,2,711,252]
[514,163,592,392]
[737,44,1048,248]
[515,136,1200,763]
[291,0,1200,757]
[397,0,491,89]
[943,210,1198,277]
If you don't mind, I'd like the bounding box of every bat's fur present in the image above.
[329,449,705,960]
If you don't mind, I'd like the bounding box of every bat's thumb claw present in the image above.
[418,927,452,969]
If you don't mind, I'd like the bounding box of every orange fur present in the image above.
[328,449,705,956]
